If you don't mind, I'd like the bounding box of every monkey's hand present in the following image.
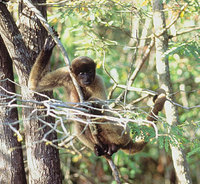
[43,28,59,51]
[87,98,107,116]
[43,35,56,51]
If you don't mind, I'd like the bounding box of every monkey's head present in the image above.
[71,56,96,87]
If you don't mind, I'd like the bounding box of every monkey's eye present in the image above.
[79,72,85,75]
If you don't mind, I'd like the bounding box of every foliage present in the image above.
[6,0,200,183]
[45,0,200,183]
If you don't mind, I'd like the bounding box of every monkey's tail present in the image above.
[147,89,166,121]
[122,89,167,155]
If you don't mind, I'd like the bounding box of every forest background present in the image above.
[0,0,199,184]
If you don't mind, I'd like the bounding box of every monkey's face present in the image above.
[76,68,95,87]
[71,56,96,87]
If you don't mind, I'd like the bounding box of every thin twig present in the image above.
[126,36,155,87]
[155,3,188,37]
[105,156,121,184]
[113,36,155,105]
[170,26,200,37]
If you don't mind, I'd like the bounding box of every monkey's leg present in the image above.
[94,144,108,156]
[106,144,119,156]
[73,122,107,156]
[89,126,110,156]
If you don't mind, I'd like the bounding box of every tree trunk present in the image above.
[0,2,61,183]
[0,35,26,183]
[151,0,192,183]
[18,0,47,61]
[19,0,61,183]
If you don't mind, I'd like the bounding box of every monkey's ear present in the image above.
[70,66,73,73]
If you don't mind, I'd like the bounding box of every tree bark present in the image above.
[18,0,61,183]
[151,0,192,183]
[0,2,61,183]
[0,35,26,183]
[18,0,47,62]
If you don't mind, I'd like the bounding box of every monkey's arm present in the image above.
[30,67,72,92]
[28,35,56,91]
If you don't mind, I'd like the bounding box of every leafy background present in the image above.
[9,0,200,183]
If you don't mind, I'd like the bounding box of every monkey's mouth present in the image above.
[82,81,92,86]
[83,81,92,85]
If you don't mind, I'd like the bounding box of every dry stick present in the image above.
[115,36,155,104]
[126,36,155,90]
[155,3,188,38]
[171,26,200,37]
[105,156,121,184]
[23,0,121,183]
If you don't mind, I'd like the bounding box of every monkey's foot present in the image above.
[94,144,108,157]
[94,144,119,157]
[107,144,119,156]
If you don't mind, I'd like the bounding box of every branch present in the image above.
[3,79,162,183]
[127,36,155,86]
[37,0,69,6]
[105,156,121,184]
[170,26,200,37]
[111,36,155,104]
[117,84,156,95]
[167,99,200,109]
[155,3,188,37]
[165,4,187,31]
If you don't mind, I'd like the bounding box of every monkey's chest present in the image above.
[81,87,92,100]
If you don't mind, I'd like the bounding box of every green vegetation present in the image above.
[46,0,200,183]
[8,0,200,183]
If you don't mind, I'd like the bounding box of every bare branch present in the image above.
[172,26,200,37]
[110,36,155,104]
[1,78,198,182]
[165,4,188,32]
[105,156,121,184]
[36,0,69,6]
[155,3,188,37]
[126,36,155,86]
